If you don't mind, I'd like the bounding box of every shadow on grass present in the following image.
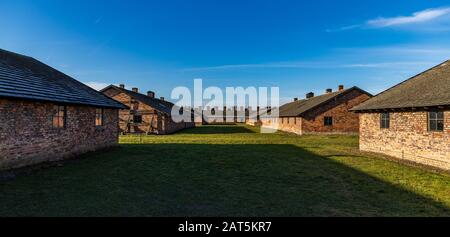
[0,143,449,217]
[180,125,255,134]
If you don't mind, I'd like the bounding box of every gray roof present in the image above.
[280,87,371,117]
[0,49,127,109]
[101,85,175,114]
[352,60,450,111]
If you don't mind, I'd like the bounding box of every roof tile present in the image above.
[352,60,450,111]
[280,87,371,117]
[0,49,127,109]
[102,85,176,114]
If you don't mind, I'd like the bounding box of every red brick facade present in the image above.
[102,89,194,135]
[0,98,120,170]
[302,90,371,134]
[262,90,371,135]
[359,111,450,170]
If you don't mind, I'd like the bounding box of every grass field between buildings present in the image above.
[1,125,450,217]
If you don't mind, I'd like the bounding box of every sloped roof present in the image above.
[280,87,371,117]
[352,60,450,111]
[101,85,175,114]
[0,49,127,109]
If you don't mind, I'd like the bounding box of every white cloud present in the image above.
[83,81,110,91]
[325,24,361,33]
[183,61,435,71]
[334,45,450,60]
[341,61,434,68]
[328,7,450,32]
[367,7,450,27]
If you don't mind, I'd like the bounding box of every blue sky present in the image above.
[1,0,450,104]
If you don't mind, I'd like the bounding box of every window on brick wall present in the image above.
[324,117,333,126]
[429,111,444,131]
[133,115,143,124]
[95,108,103,126]
[380,112,390,129]
[52,105,66,128]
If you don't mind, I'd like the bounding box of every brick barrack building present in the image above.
[101,85,195,135]
[262,86,372,135]
[351,61,450,170]
[0,49,127,170]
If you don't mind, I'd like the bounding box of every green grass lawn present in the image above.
[1,125,450,217]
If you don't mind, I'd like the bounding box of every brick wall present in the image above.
[301,90,371,134]
[360,111,450,170]
[162,114,195,134]
[261,90,370,135]
[260,117,302,134]
[276,117,303,135]
[103,89,194,135]
[0,98,119,170]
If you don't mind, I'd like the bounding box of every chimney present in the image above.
[338,85,344,91]
[160,97,165,101]
[306,92,315,99]
[132,87,138,93]
[119,84,125,89]
[294,98,299,102]
[147,91,155,98]
[326,88,333,94]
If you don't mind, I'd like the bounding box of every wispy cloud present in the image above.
[334,45,450,60]
[368,7,450,27]
[325,24,361,33]
[183,44,450,74]
[183,61,434,71]
[183,62,328,71]
[340,61,435,68]
[328,7,450,32]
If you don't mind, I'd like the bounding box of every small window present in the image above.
[95,108,103,126]
[380,112,390,129]
[133,115,143,124]
[324,117,333,126]
[429,111,444,131]
[52,105,66,128]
